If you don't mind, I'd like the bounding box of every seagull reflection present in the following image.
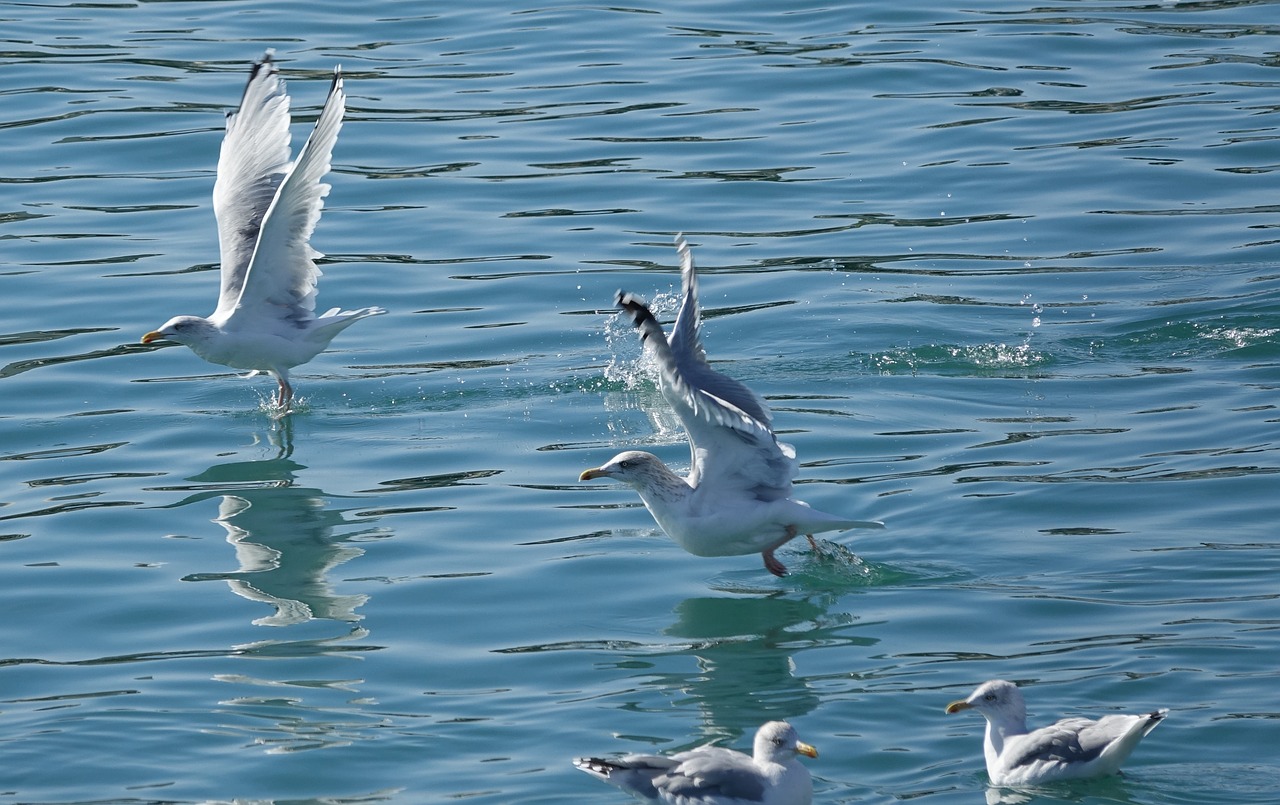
[204,487,366,626]
[662,592,873,741]
[663,595,824,733]
[175,440,373,626]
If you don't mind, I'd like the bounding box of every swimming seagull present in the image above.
[945,679,1168,786]
[573,720,818,804]
[141,51,385,408]
[579,235,882,576]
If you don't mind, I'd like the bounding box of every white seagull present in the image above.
[945,679,1168,786]
[573,720,818,805]
[142,52,384,408]
[579,235,882,576]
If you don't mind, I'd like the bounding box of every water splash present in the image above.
[861,342,1050,377]
[599,287,686,443]
[601,287,680,390]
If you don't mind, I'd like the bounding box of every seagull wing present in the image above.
[1003,710,1166,782]
[212,51,292,319]
[1008,718,1110,769]
[573,754,677,800]
[617,235,797,502]
[222,63,345,329]
[655,746,768,803]
[667,234,774,429]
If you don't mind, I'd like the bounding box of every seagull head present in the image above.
[579,451,675,489]
[754,721,818,765]
[946,679,1028,727]
[141,315,219,348]
[579,451,693,503]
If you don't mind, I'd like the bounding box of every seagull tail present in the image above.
[308,306,386,342]
[572,756,663,798]
[318,305,387,320]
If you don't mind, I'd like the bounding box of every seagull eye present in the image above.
[984,693,996,702]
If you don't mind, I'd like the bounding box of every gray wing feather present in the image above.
[574,754,675,799]
[616,236,796,498]
[616,289,769,441]
[667,234,774,428]
[656,747,767,802]
[1009,718,1106,768]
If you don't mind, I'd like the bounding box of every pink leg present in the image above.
[762,548,788,577]
[276,377,293,409]
[761,525,799,577]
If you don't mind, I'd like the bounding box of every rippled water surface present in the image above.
[2,2,1278,803]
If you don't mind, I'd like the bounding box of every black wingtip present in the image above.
[245,50,279,87]
[236,51,281,118]
[572,757,619,776]
[251,49,276,77]
[615,290,645,318]
[615,290,660,340]
[615,289,646,315]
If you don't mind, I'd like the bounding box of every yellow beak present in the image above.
[945,700,972,714]
[796,740,818,759]
[579,468,608,481]
[140,331,164,344]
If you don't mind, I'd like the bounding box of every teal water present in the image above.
[2,2,1278,803]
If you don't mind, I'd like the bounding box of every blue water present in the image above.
[1,2,1278,803]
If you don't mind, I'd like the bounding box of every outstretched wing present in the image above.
[667,234,774,429]
[616,235,796,501]
[224,62,345,328]
[212,51,292,318]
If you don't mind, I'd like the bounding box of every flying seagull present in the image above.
[580,235,882,576]
[574,720,818,804]
[142,51,384,408]
[946,678,1167,786]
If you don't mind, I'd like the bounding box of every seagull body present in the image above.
[573,720,817,805]
[142,52,384,408]
[945,679,1167,786]
[580,235,881,576]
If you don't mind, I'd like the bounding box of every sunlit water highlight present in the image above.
[0,2,1278,804]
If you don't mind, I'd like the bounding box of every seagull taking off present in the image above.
[580,235,882,576]
[142,51,384,409]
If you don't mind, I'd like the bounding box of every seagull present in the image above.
[579,235,882,576]
[573,720,818,804]
[141,51,384,409]
[945,679,1168,786]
